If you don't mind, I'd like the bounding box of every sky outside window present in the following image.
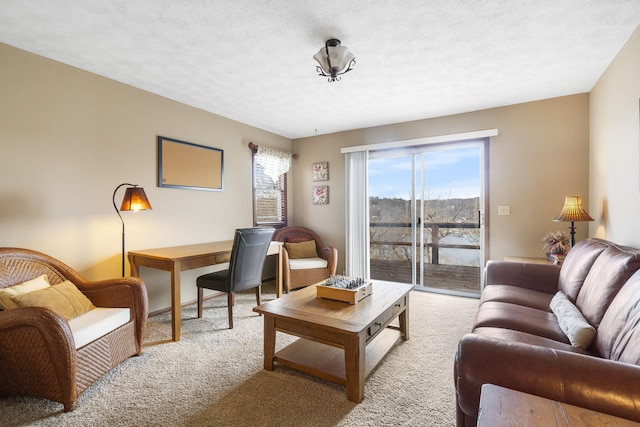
[369,146,480,200]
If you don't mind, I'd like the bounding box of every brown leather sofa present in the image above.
[454,238,640,426]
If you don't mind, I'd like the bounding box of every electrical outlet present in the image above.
[498,205,511,216]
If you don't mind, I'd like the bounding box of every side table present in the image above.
[477,384,639,426]
[504,256,554,265]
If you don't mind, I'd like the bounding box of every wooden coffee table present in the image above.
[253,281,412,402]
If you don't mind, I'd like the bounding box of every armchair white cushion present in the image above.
[274,226,338,292]
[289,257,329,270]
[68,307,130,349]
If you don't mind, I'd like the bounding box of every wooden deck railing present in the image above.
[370,221,481,293]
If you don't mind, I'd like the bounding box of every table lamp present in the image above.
[553,195,593,247]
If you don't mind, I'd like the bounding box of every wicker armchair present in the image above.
[0,248,148,411]
[273,226,338,292]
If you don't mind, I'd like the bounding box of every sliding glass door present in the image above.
[369,141,485,295]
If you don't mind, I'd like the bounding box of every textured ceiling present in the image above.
[1,1,639,139]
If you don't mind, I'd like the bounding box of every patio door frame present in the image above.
[343,129,497,294]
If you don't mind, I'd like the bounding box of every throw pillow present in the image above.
[0,274,51,310]
[11,280,95,320]
[550,291,596,349]
[285,240,318,259]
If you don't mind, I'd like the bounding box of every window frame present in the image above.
[252,150,288,228]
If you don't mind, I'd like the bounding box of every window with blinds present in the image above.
[253,151,288,227]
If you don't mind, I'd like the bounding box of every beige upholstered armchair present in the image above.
[273,226,338,292]
[0,248,148,411]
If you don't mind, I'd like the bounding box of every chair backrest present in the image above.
[228,227,275,292]
[273,226,325,254]
[0,247,81,289]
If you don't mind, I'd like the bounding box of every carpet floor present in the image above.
[1,283,478,426]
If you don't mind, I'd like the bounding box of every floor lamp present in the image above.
[113,183,152,277]
[553,195,594,248]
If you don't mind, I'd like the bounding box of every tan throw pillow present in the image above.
[285,240,318,259]
[0,274,51,310]
[11,280,95,320]
[550,291,596,349]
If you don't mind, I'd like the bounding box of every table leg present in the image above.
[171,261,181,342]
[399,302,410,341]
[128,254,139,278]
[344,334,366,403]
[275,245,283,298]
[263,315,276,370]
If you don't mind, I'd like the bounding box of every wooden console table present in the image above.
[128,240,282,341]
[478,384,639,426]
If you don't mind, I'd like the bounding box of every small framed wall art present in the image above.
[312,161,329,182]
[312,185,329,205]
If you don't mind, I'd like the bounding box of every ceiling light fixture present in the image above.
[313,39,355,82]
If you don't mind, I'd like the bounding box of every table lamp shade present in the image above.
[553,195,594,222]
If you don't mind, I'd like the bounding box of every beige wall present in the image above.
[1,39,604,313]
[0,43,291,312]
[292,94,591,270]
[590,25,640,246]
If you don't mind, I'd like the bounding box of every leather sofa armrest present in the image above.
[484,260,560,293]
[455,333,640,423]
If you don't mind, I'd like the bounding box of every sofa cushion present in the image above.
[480,284,554,311]
[575,244,640,328]
[285,240,318,259]
[289,257,328,270]
[68,307,131,349]
[558,238,609,302]
[473,301,568,343]
[595,270,640,363]
[484,260,561,294]
[550,291,596,349]
[473,327,590,355]
[11,280,95,320]
[0,274,50,310]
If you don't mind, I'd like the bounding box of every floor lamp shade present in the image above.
[113,183,152,277]
[120,187,152,211]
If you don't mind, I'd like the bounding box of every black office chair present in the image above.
[196,227,275,328]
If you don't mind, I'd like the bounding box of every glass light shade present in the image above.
[313,45,355,74]
[553,195,594,222]
[120,187,152,211]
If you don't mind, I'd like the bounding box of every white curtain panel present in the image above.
[344,151,370,278]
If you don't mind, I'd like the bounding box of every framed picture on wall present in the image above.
[157,136,224,191]
[312,185,329,205]
[312,161,329,182]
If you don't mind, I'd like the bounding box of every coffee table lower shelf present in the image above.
[273,327,402,386]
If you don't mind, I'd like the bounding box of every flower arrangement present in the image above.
[542,231,570,255]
